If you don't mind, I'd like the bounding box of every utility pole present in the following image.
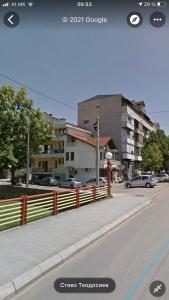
[96,116,100,186]
[26,128,30,188]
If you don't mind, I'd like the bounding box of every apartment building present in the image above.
[78,94,157,179]
[32,113,120,183]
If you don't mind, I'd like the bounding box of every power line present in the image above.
[0,73,77,111]
[1,73,169,115]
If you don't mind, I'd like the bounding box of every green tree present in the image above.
[0,86,53,183]
[144,130,169,172]
[141,143,163,173]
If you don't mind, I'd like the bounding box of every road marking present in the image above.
[124,238,169,300]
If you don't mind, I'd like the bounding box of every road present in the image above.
[13,184,169,300]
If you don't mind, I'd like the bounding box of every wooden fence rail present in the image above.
[0,185,110,231]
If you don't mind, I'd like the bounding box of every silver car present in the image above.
[125,175,157,188]
[60,178,82,188]
[157,173,169,182]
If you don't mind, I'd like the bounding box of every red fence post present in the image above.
[76,188,80,208]
[20,195,28,225]
[53,191,58,215]
[93,185,96,202]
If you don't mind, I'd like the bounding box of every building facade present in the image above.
[32,113,120,183]
[78,94,157,179]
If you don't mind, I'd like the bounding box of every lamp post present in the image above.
[26,128,30,188]
[106,152,112,195]
[93,116,100,186]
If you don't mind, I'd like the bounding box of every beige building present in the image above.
[32,113,120,183]
[78,94,158,179]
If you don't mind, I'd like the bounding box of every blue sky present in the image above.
[0,23,169,132]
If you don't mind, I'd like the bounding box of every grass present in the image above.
[0,191,109,231]
[0,201,52,231]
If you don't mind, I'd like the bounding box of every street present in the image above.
[12,183,169,300]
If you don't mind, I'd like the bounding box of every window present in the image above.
[132,176,141,181]
[71,137,75,143]
[142,176,148,180]
[55,160,57,168]
[38,161,41,168]
[85,168,89,172]
[84,120,89,124]
[71,152,74,161]
[59,158,62,164]
[66,152,69,161]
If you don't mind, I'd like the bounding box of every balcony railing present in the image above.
[32,168,53,173]
[41,148,64,154]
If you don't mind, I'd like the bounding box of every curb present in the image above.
[0,199,151,300]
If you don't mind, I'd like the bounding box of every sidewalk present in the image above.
[0,193,151,299]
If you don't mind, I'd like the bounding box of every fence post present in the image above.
[108,183,111,196]
[53,191,58,215]
[20,195,28,225]
[76,188,80,208]
[93,185,96,202]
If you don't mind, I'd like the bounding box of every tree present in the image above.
[141,143,163,173]
[0,86,53,183]
[144,130,169,172]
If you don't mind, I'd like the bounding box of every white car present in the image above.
[157,173,169,182]
[124,175,157,188]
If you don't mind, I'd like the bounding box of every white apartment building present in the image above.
[32,113,120,183]
[78,95,158,179]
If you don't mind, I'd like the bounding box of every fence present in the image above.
[0,185,110,231]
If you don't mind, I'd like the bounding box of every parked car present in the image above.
[157,173,169,182]
[39,177,59,186]
[151,175,159,184]
[85,177,107,187]
[124,175,157,188]
[59,178,82,188]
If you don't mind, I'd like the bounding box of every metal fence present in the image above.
[0,185,110,231]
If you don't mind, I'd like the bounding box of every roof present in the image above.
[78,94,122,103]
[66,133,116,148]
[66,122,93,134]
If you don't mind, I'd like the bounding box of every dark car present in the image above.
[39,177,59,186]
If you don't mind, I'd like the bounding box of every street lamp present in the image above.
[106,152,112,195]
[26,127,30,188]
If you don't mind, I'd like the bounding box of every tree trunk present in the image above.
[11,168,16,185]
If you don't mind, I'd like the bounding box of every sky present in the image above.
[0,2,169,133]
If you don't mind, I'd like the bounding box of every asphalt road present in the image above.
[13,184,169,300]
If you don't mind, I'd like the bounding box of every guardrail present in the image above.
[0,185,110,231]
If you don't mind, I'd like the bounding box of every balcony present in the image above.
[121,114,134,131]
[135,141,143,148]
[121,120,134,131]
[33,148,64,158]
[121,135,135,146]
[52,133,65,141]
[32,168,53,174]
[99,159,121,169]
[134,155,142,161]
[122,152,135,160]
[134,127,144,136]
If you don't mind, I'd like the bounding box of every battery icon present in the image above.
[157,1,168,7]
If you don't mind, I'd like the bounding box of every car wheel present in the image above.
[145,183,151,188]
[126,183,131,188]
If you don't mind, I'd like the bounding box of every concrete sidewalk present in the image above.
[0,193,151,299]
